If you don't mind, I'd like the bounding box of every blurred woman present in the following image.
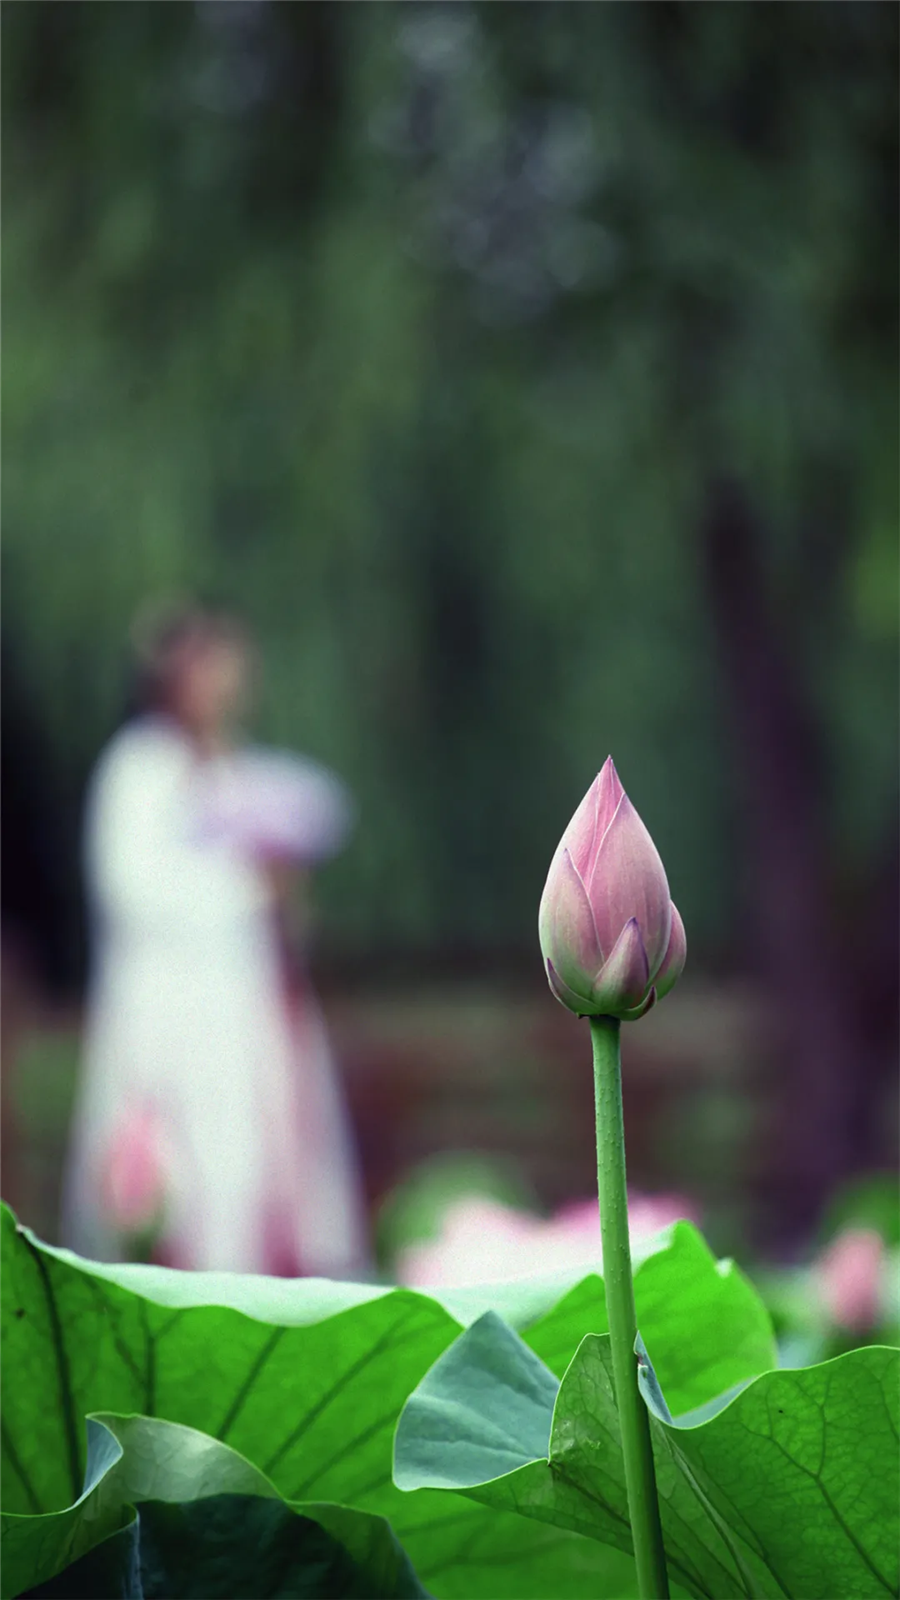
[61,602,367,1276]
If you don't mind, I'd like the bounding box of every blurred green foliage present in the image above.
[3,2,897,962]
[818,1172,900,1251]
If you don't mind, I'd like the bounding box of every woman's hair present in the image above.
[124,597,249,718]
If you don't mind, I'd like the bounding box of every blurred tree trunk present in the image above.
[702,479,893,1253]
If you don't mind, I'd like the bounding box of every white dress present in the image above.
[61,716,367,1276]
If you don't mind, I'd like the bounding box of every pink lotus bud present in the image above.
[539,758,685,1020]
[101,1104,168,1235]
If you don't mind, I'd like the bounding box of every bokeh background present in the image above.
[2,3,897,1304]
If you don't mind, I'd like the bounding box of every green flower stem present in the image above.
[590,1015,669,1600]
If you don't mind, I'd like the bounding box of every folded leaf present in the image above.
[3,1414,427,1600]
[395,1313,900,1600]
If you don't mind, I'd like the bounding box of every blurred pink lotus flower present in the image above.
[397,1191,699,1288]
[101,1104,168,1235]
[539,757,685,1021]
[816,1227,885,1332]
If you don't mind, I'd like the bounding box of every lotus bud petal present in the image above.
[654,904,686,1001]
[539,848,602,999]
[539,758,685,1020]
[591,918,650,1014]
[546,958,592,1014]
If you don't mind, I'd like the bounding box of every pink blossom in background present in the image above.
[555,1192,700,1244]
[398,1199,541,1288]
[100,1104,168,1234]
[396,1191,699,1288]
[816,1227,885,1332]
